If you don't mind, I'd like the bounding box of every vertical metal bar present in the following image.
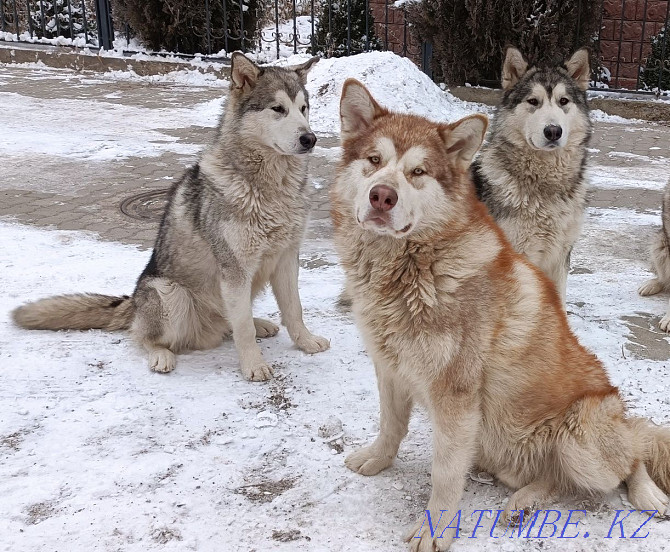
[364,0,369,51]
[94,0,113,49]
[273,0,279,58]
[204,0,211,54]
[421,41,432,78]
[239,0,245,52]
[25,0,34,37]
[402,6,407,57]
[657,0,670,95]
[55,0,61,37]
[275,0,279,59]
[614,0,626,88]
[346,0,350,55]
[292,0,297,54]
[384,0,388,50]
[221,0,228,53]
[81,0,89,44]
[0,0,5,33]
[39,0,46,35]
[67,0,73,39]
[310,0,315,53]
[575,0,582,50]
[636,0,649,90]
[12,0,19,37]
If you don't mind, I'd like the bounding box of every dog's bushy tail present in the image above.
[631,418,670,494]
[12,294,134,331]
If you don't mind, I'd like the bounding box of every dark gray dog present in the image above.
[472,47,593,303]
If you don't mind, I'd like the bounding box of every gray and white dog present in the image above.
[639,179,670,331]
[12,53,330,381]
[472,47,592,303]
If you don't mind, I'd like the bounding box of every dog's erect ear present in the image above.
[565,48,590,91]
[440,114,488,171]
[502,47,528,90]
[292,56,320,83]
[230,52,262,91]
[339,79,387,141]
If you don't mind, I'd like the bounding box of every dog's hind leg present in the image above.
[146,344,177,373]
[626,461,668,515]
[503,479,557,524]
[659,299,670,332]
[253,317,279,338]
[639,278,664,297]
[132,278,198,374]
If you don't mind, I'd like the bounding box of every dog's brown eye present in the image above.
[413,168,424,176]
[272,106,286,114]
[527,98,539,107]
[369,156,380,165]
[559,97,569,106]
[301,105,308,114]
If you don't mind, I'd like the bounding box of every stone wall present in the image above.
[600,0,668,89]
[368,0,421,63]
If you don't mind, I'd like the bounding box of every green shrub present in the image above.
[313,0,381,57]
[642,26,670,92]
[111,0,259,54]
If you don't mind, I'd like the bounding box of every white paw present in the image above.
[405,512,455,552]
[296,333,330,354]
[628,482,669,516]
[149,349,176,373]
[344,445,393,476]
[659,314,670,332]
[639,278,663,297]
[253,317,279,338]
[241,359,273,382]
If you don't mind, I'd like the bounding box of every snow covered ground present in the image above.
[2,52,670,551]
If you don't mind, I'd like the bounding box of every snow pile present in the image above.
[278,51,485,134]
[590,109,643,124]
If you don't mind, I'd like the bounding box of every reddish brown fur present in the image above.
[335,81,670,551]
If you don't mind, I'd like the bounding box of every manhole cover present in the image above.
[120,189,169,221]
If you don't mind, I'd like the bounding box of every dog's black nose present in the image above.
[299,133,317,149]
[544,125,563,142]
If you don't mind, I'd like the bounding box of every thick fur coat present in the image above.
[332,79,670,552]
[471,48,593,302]
[639,178,670,330]
[12,53,329,380]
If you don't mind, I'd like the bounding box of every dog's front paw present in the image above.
[639,278,663,297]
[345,445,393,476]
[240,359,273,381]
[405,513,455,552]
[296,332,330,354]
[659,313,670,332]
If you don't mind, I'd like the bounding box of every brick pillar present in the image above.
[599,0,669,89]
